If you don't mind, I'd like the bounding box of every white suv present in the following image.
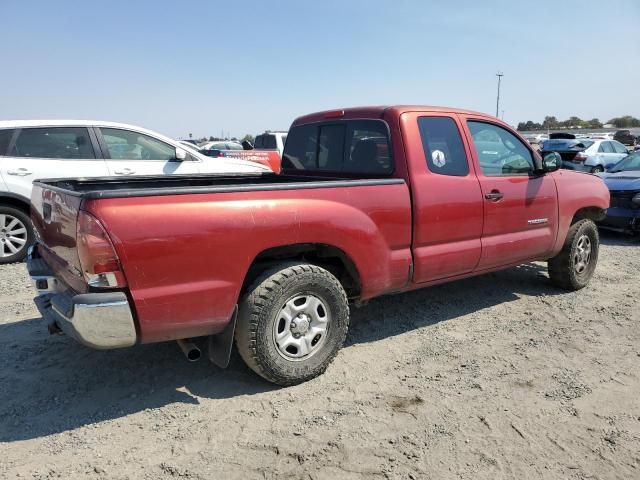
[0,120,270,263]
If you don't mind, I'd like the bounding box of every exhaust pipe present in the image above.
[177,339,201,362]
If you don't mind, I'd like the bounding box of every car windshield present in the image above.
[610,152,640,172]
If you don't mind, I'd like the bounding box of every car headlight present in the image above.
[633,193,640,206]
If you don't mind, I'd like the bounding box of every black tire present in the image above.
[0,206,34,264]
[591,165,604,173]
[548,219,599,290]
[235,263,349,386]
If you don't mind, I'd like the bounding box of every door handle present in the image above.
[484,190,504,201]
[114,168,135,175]
[7,168,33,176]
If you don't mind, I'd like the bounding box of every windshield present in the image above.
[610,152,640,172]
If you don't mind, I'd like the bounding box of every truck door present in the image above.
[463,118,558,269]
[401,112,484,283]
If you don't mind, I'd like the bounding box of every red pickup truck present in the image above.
[28,106,609,385]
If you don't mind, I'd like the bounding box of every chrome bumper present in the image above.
[27,246,137,349]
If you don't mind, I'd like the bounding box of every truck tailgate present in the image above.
[31,183,88,293]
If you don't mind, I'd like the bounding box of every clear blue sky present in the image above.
[2,0,638,139]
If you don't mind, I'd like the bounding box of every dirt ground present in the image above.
[0,231,638,480]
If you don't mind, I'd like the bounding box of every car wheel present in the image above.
[548,219,599,290]
[0,206,34,264]
[591,165,604,173]
[235,263,350,386]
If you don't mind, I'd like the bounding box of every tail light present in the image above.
[77,211,127,288]
[574,152,588,162]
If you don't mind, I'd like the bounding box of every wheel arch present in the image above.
[0,193,31,214]
[572,206,606,223]
[242,243,362,299]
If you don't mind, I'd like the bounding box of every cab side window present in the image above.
[100,128,176,161]
[467,121,534,176]
[9,127,95,159]
[418,117,469,176]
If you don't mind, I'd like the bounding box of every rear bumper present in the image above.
[27,246,137,349]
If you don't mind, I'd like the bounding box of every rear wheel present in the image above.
[235,263,349,386]
[548,219,599,290]
[591,165,604,173]
[0,206,33,264]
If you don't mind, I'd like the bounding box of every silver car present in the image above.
[540,138,629,173]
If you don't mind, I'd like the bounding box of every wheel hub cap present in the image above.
[573,234,592,274]
[0,214,28,258]
[273,294,329,360]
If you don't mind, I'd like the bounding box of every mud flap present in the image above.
[208,305,237,368]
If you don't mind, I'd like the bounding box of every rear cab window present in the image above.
[255,134,277,150]
[282,120,392,175]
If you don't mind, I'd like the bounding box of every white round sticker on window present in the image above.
[432,149,446,168]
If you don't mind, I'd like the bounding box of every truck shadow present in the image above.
[0,261,583,443]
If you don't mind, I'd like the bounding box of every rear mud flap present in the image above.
[208,305,237,368]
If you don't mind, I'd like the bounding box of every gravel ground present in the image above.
[0,232,638,479]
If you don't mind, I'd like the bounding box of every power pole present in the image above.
[496,72,503,118]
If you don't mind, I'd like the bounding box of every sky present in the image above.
[1,0,639,139]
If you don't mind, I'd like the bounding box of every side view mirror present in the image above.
[175,147,187,161]
[604,162,616,171]
[242,140,254,150]
[542,152,561,172]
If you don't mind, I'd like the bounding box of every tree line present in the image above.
[517,115,640,131]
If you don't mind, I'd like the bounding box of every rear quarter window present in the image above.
[0,129,15,156]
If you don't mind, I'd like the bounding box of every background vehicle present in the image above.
[597,151,640,232]
[540,138,629,173]
[0,120,269,263]
[29,106,609,385]
[254,131,288,155]
[200,141,244,157]
[177,140,201,150]
[613,129,637,146]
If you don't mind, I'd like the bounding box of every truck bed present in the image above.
[34,173,404,199]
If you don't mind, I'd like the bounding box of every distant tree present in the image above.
[608,116,640,128]
[587,118,603,129]
[542,116,558,129]
[241,134,255,143]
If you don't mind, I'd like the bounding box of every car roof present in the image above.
[292,105,494,126]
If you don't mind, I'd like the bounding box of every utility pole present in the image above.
[495,72,503,118]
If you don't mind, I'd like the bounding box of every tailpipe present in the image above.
[177,339,201,362]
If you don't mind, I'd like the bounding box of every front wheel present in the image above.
[0,206,34,264]
[548,219,599,290]
[235,263,350,386]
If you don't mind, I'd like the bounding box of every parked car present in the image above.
[540,138,629,173]
[0,120,269,263]
[177,140,201,150]
[199,141,244,157]
[613,130,637,146]
[596,151,640,233]
[28,105,609,385]
[254,131,288,155]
